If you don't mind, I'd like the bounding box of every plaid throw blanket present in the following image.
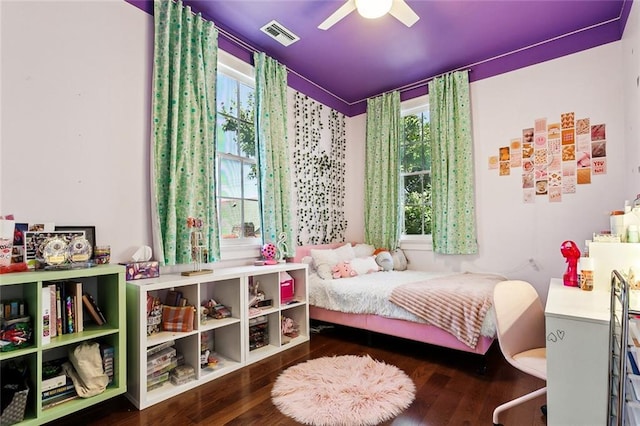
[389,273,504,348]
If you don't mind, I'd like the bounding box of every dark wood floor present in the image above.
[49,324,546,426]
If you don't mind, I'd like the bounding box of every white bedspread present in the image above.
[308,270,498,338]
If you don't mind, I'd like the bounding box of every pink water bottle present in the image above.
[560,240,581,287]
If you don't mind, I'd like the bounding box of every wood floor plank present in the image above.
[48,325,548,426]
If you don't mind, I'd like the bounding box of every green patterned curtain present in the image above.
[254,52,295,256]
[428,71,478,254]
[151,0,219,265]
[364,91,402,249]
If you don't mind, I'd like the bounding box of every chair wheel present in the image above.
[541,404,547,416]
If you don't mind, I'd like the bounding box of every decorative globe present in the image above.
[261,243,277,260]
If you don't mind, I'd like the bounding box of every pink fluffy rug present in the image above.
[271,354,416,425]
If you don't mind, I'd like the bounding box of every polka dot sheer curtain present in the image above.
[254,52,295,256]
[428,71,478,255]
[151,0,220,265]
[364,91,402,250]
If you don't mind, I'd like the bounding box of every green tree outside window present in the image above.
[401,111,431,235]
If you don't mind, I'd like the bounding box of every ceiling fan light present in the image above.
[355,0,393,19]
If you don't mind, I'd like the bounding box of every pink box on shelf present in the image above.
[120,261,160,281]
[280,272,295,304]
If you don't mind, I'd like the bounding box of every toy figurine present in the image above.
[560,240,581,287]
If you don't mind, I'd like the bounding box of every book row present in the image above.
[41,281,107,344]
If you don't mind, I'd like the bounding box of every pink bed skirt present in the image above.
[309,305,495,355]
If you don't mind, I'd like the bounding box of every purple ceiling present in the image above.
[128,0,631,116]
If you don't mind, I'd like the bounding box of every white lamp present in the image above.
[355,0,393,19]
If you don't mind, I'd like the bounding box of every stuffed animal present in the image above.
[391,248,408,271]
[332,261,357,279]
[375,251,394,271]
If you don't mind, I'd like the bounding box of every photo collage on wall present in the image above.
[488,112,607,203]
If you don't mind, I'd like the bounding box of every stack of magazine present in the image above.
[147,341,178,391]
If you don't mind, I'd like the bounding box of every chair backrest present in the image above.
[493,280,546,361]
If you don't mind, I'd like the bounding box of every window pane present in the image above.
[238,120,255,159]
[401,105,430,236]
[219,198,241,238]
[403,173,432,235]
[239,83,254,121]
[216,65,260,244]
[404,174,423,196]
[403,114,422,143]
[402,140,425,173]
[217,73,237,116]
[420,113,431,169]
[216,114,238,154]
[243,162,258,199]
[243,199,260,238]
[219,158,242,198]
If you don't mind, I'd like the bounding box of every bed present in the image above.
[293,243,504,356]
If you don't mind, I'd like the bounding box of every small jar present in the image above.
[578,257,594,291]
[629,225,640,244]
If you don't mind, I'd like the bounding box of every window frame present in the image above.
[216,51,262,260]
[399,95,433,250]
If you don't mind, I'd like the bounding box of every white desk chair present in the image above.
[492,280,547,425]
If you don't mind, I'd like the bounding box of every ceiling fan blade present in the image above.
[389,0,419,27]
[318,0,357,30]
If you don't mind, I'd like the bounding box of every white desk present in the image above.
[545,278,610,426]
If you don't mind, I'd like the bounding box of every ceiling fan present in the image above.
[318,0,419,30]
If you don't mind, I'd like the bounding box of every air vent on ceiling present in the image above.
[260,20,300,47]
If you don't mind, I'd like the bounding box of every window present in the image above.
[216,54,261,245]
[400,97,431,237]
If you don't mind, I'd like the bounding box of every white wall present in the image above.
[1,1,152,262]
[471,42,625,300]
[345,42,627,301]
[623,1,640,199]
[344,113,366,243]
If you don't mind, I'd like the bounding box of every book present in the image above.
[164,290,182,306]
[41,286,51,345]
[42,357,68,392]
[42,373,66,392]
[48,284,57,338]
[631,318,640,348]
[629,350,640,375]
[147,340,175,357]
[59,282,68,334]
[65,295,74,334]
[82,293,105,325]
[55,285,62,336]
[64,281,83,333]
[100,343,115,383]
[42,382,76,400]
[42,392,78,410]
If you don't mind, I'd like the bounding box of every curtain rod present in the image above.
[395,68,473,95]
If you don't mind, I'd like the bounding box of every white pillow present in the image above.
[310,249,339,280]
[350,256,381,275]
[333,243,355,262]
[353,243,375,258]
[310,244,356,280]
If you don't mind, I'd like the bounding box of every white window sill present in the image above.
[399,235,433,252]
[219,240,262,261]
